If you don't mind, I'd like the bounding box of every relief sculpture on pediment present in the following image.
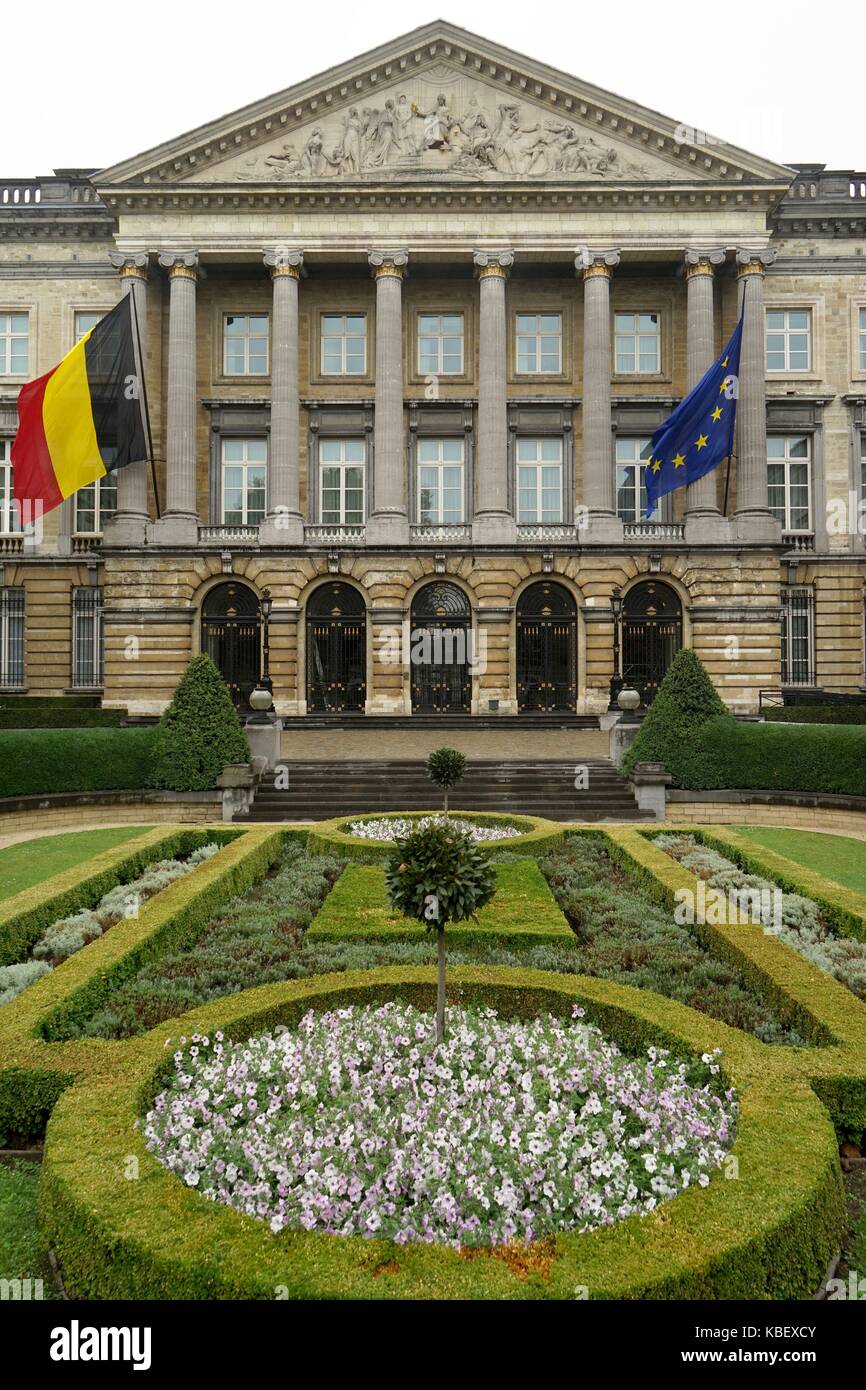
[232,83,649,182]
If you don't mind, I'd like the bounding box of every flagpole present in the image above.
[723,452,735,516]
[128,286,162,521]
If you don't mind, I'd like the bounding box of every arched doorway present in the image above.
[410,582,471,714]
[516,581,577,713]
[306,582,366,714]
[200,581,261,709]
[622,580,683,705]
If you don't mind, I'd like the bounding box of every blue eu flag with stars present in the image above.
[644,315,743,517]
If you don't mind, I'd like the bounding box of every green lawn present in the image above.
[0,1158,59,1298]
[733,826,866,894]
[0,826,152,902]
[308,859,574,947]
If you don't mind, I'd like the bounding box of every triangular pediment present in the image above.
[96,21,793,192]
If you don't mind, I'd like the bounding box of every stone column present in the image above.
[734,248,780,542]
[152,251,199,545]
[261,248,304,545]
[104,252,150,546]
[578,249,622,542]
[367,249,409,545]
[472,249,516,544]
[683,249,726,542]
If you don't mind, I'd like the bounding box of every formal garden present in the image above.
[1,654,866,1300]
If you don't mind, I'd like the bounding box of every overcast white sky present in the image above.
[2,0,863,174]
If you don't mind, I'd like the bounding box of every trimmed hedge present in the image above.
[308,860,574,947]
[0,827,294,1143]
[306,811,565,864]
[0,727,157,798]
[0,708,127,729]
[764,705,866,726]
[636,715,866,796]
[151,655,249,792]
[668,825,866,947]
[37,967,846,1300]
[0,826,226,968]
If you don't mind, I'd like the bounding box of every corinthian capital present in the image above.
[684,248,726,276]
[575,246,621,278]
[473,248,514,277]
[368,248,408,278]
[109,251,148,279]
[735,247,776,275]
[264,247,304,277]
[158,251,200,279]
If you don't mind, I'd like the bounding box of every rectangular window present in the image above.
[0,588,25,688]
[319,439,365,525]
[74,310,103,342]
[223,314,269,376]
[417,313,464,376]
[221,439,267,525]
[0,312,29,376]
[781,587,814,687]
[860,308,866,373]
[321,314,367,376]
[515,313,562,374]
[74,466,118,535]
[767,434,811,532]
[0,439,21,534]
[765,308,811,372]
[615,312,660,374]
[516,437,563,523]
[72,587,104,689]
[417,438,464,524]
[615,437,660,522]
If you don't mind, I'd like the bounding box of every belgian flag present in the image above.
[12,296,148,518]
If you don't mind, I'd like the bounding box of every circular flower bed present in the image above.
[143,1002,736,1249]
[347,815,522,843]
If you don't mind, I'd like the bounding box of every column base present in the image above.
[684,511,731,545]
[102,513,149,548]
[366,513,409,546]
[581,512,624,544]
[472,512,517,545]
[732,509,783,545]
[147,514,199,547]
[259,513,304,545]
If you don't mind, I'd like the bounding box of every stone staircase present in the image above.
[240,757,652,823]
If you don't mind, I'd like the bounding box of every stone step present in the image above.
[239,757,647,822]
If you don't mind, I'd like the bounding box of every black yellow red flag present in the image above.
[12,296,147,518]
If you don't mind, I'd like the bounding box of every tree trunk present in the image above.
[443,787,449,820]
[436,926,446,1044]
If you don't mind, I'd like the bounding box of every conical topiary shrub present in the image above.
[619,648,732,783]
[151,654,250,791]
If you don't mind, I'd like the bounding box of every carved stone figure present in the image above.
[340,109,364,174]
[412,93,453,149]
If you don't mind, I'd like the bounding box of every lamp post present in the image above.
[259,588,273,694]
[608,585,624,710]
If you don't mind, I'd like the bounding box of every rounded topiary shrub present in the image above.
[151,654,250,792]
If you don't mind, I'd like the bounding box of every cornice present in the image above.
[97,180,785,218]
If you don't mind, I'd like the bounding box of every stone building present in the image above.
[1,21,865,722]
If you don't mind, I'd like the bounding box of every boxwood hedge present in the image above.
[306,811,565,863]
[0,727,158,798]
[37,967,846,1300]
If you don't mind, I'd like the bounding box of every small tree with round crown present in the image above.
[386,820,495,1044]
[426,746,467,818]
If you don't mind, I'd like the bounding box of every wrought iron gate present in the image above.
[410,582,471,714]
[516,581,576,712]
[306,582,366,714]
[201,581,261,709]
[621,580,682,706]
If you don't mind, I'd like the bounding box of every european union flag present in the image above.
[644,315,743,517]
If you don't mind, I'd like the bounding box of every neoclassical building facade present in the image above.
[1,22,865,718]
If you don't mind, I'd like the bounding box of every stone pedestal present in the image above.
[630,761,672,820]
[244,718,282,771]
